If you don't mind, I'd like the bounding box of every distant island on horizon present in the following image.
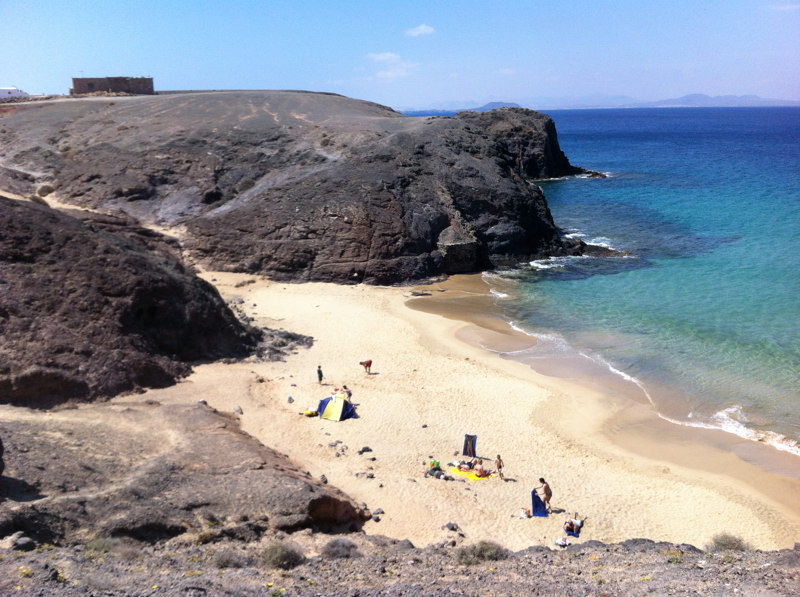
[401,93,800,115]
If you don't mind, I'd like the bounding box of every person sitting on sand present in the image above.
[473,458,492,478]
[535,477,553,513]
[563,513,587,534]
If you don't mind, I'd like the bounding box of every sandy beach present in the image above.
[137,272,800,552]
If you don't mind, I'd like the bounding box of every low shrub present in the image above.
[707,533,749,552]
[456,541,509,566]
[321,538,360,559]
[666,549,683,564]
[213,548,251,569]
[37,185,54,197]
[85,538,118,553]
[261,542,305,570]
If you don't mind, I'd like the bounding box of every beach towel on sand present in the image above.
[531,490,549,517]
[449,467,492,481]
[566,528,581,538]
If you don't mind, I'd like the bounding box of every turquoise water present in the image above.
[487,108,800,455]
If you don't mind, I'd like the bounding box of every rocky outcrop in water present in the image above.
[0,197,267,407]
[0,91,597,284]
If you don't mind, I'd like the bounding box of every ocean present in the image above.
[482,107,800,457]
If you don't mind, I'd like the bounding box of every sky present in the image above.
[2,0,799,110]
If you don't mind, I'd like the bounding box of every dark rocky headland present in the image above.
[1,91,796,595]
[0,91,604,285]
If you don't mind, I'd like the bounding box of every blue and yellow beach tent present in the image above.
[317,393,357,421]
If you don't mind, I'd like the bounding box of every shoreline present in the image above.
[413,272,800,465]
[134,272,800,552]
[406,275,800,510]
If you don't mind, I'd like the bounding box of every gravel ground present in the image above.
[2,530,798,596]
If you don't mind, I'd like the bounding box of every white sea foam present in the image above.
[587,236,617,250]
[674,407,800,457]
[507,320,531,336]
[528,259,560,270]
[505,323,576,355]
[485,284,800,458]
[528,255,585,270]
[576,170,614,179]
[577,351,658,408]
[569,350,800,457]
[481,272,515,300]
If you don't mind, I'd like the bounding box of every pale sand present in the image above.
[136,272,800,552]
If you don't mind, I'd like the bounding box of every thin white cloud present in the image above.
[367,52,402,63]
[498,68,516,76]
[367,52,417,80]
[405,24,435,36]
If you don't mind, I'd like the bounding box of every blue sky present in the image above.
[3,0,799,109]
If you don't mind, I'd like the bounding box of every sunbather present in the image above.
[473,458,492,477]
[457,458,477,471]
[564,513,587,535]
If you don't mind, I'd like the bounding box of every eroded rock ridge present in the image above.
[0,91,595,284]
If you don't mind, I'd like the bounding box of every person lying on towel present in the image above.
[456,458,477,471]
[564,514,588,537]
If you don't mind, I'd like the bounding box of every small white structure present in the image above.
[0,87,30,98]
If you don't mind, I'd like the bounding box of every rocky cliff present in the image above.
[0,91,595,284]
[0,197,270,407]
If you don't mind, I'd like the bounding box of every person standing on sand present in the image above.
[535,477,552,513]
[359,359,372,373]
[495,454,505,480]
[317,365,324,385]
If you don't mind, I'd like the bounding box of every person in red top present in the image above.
[359,359,372,373]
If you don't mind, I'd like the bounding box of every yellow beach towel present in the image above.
[449,466,492,482]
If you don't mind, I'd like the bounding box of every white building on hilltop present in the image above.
[1,87,30,98]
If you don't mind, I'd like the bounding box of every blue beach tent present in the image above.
[317,393,357,422]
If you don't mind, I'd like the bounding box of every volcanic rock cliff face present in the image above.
[0,197,265,407]
[0,91,591,284]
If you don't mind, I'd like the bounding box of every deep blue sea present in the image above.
[484,107,800,456]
